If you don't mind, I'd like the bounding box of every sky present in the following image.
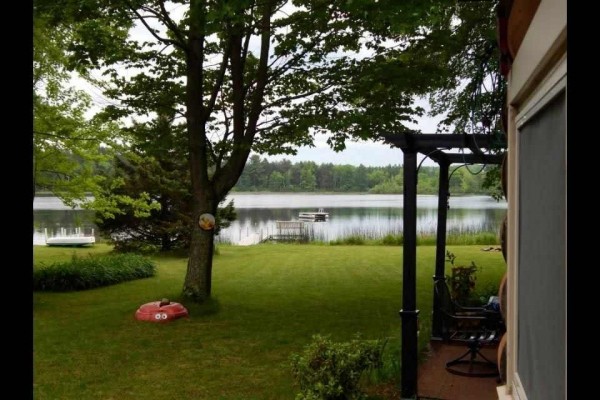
[262,99,445,167]
[263,137,428,167]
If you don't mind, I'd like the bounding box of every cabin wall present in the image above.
[502,0,567,399]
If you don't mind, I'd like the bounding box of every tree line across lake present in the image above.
[234,154,497,195]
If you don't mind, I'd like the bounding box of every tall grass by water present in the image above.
[34,243,505,399]
[258,224,499,246]
[328,229,499,246]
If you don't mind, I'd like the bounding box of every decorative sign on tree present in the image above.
[198,214,216,231]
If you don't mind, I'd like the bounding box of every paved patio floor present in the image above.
[417,340,502,400]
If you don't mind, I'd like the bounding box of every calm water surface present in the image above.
[33,193,506,245]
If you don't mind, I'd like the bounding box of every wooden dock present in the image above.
[298,209,329,222]
[267,221,311,242]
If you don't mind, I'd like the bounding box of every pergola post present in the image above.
[432,160,450,340]
[400,149,419,398]
[382,132,506,398]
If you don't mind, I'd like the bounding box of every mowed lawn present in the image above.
[33,243,505,399]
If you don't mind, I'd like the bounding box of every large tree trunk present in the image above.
[183,182,218,300]
[183,2,214,302]
[182,199,216,301]
[181,0,273,302]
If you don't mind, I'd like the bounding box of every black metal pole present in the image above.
[400,150,419,398]
[432,160,450,340]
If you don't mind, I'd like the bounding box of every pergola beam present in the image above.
[444,153,504,165]
[381,132,505,152]
[395,147,504,166]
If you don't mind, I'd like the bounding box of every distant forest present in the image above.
[233,155,494,195]
[34,152,496,197]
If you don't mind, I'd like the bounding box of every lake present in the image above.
[33,193,507,245]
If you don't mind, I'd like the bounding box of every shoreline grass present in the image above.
[34,243,505,399]
[318,231,499,246]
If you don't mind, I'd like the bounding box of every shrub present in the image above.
[33,253,156,291]
[112,240,160,254]
[290,334,385,400]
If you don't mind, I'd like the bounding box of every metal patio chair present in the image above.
[434,279,505,377]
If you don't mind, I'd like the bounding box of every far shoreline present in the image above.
[35,191,497,197]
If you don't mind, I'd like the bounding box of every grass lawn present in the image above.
[33,243,505,399]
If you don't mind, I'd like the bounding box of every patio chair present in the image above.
[434,279,505,377]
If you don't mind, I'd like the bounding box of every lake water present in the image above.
[33,193,507,245]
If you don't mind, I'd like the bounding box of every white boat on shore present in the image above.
[46,236,96,247]
[43,228,96,247]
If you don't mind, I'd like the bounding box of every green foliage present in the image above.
[418,1,506,137]
[330,236,366,246]
[290,335,385,400]
[445,251,478,304]
[407,0,507,194]
[33,253,156,291]
[33,12,117,206]
[368,173,404,194]
[215,199,237,235]
[234,156,494,195]
[482,165,505,201]
[38,0,505,301]
[95,152,236,252]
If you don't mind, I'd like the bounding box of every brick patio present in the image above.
[417,341,502,400]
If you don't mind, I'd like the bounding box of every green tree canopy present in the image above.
[34,0,505,301]
[33,13,112,206]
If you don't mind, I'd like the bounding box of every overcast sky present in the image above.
[263,99,444,167]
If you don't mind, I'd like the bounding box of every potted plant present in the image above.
[445,251,478,306]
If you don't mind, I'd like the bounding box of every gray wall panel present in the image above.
[518,91,566,400]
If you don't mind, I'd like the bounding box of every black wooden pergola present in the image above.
[381,132,506,398]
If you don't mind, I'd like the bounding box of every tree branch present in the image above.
[255,120,285,134]
[38,169,74,179]
[34,130,102,142]
[128,5,185,51]
[204,44,231,121]
[216,100,233,170]
[272,0,288,16]
[229,29,245,144]
[205,137,218,167]
[263,82,335,109]
[266,39,322,84]
[215,1,275,198]
[240,1,256,72]
[157,0,189,50]
[245,2,273,139]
